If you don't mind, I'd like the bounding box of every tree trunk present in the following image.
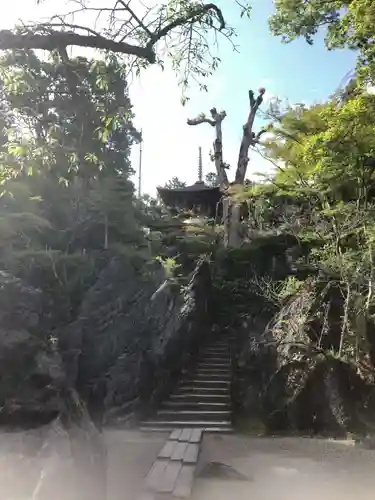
[226,88,267,247]
[104,214,108,250]
[187,108,228,186]
[223,198,241,247]
[187,88,267,248]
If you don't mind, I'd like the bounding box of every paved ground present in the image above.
[104,430,375,500]
[191,434,375,500]
[2,428,375,499]
[105,429,167,500]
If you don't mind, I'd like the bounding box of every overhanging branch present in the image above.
[148,3,225,47]
[0,29,156,62]
[187,116,216,126]
[0,3,226,63]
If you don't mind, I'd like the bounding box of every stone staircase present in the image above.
[140,334,233,432]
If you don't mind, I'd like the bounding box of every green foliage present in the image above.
[163,177,187,189]
[269,0,375,82]
[252,84,375,371]
[0,51,140,184]
[155,256,181,279]
[2,0,254,98]
[0,50,146,328]
[205,172,218,187]
[277,276,304,301]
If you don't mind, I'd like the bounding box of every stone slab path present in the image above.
[144,428,203,498]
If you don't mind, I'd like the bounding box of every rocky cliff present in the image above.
[59,254,213,425]
[0,271,63,428]
[1,253,213,498]
[235,278,375,435]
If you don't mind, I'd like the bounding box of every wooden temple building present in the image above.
[157,147,222,218]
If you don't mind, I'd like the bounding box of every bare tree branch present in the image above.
[187,107,228,185]
[0,29,156,62]
[252,144,285,173]
[0,2,226,67]
[187,115,216,126]
[148,2,225,48]
[234,87,266,184]
[27,23,103,38]
[117,0,153,38]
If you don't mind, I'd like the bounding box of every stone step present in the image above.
[193,370,231,378]
[138,333,235,437]
[162,401,231,411]
[185,376,231,385]
[140,420,232,431]
[202,352,231,358]
[195,364,231,371]
[204,347,230,352]
[181,379,230,389]
[192,366,231,374]
[183,374,231,381]
[190,367,231,374]
[157,409,231,421]
[170,393,231,403]
[197,361,230,368]
[140,426,233,434]
[199,355,231,363]
[202,350,231,356]
[177,385,229,393]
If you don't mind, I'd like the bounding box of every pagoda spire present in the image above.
[198,146,203,182]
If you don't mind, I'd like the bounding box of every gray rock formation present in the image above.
[236,278,374,435]
[1,410,106,500]
[59,255,213,425]
[0,271,64,427]
[0,252,214,498]
[0,270,108,500]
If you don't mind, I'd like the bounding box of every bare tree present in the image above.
[187,107,228,185]
[187,87,269,246]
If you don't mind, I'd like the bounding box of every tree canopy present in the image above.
[0,0,252,95]
[0,49,145,327]
[270,0,375,82]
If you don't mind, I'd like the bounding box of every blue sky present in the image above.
[130,0,356,194]
[213,0,356,115]
[1,0,357,195]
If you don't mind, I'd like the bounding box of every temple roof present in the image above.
[157,181,221,195]
[157,181,221,217]
[157,147,221,215]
